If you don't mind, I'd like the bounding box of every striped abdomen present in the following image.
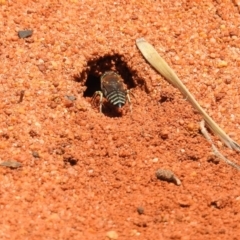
[105,90,127,108]
[101,71,127,108]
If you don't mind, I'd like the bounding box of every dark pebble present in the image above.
[137,206,144,215]
[18,30,33,38]
[32,151,40,158]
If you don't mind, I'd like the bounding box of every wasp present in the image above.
[92,71,132,113]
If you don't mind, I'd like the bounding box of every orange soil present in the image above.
[0,0,240,239]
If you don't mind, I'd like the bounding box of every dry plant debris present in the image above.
[136,38,240,154]
[156,169,181,186]
[0,160,22,169]
[200,120,240,170]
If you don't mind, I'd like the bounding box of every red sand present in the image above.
[0,0,240,239]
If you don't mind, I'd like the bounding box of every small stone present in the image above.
[32,151,40,158]
[29,130,38,138]
[207,155,220,165]
[18,30,33,38]
[186,122,199,132]
[55,148,65,155]
[130,229,141,236]
[220,24,226,29]
[37,64,47,73]
[137,206,144,215]
[179,119,185,125]
[215,92,225,102]
[152,157,158,163]
[190,171,197,177]
[178,195,193,207]
[180,149,185,153]
[50,61,59,70]
[217,60,228,68]
[159,130,168,139]
[88,169,94,174]
[224,77,231,84]
[106,230,118,239]
[52,81,59,87]
[65,95,76,101]
[63,98,74,108]
[63,157,78,166]
[178,199,191,207]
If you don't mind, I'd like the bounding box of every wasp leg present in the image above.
[126,90,132,113]
[128,89,136,100]
[92,91,103,113]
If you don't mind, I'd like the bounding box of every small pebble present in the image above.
[137,206,144,215]
[65,95,76,101]
[160,130,168,139]
[63,98,74,108]
[130,229,141,236]
[18,30,33,38]
[186,122,200,135]
[187,122,197,132]
[106,230,118,239]
[217,60,228,68]
[224,77,231,84]
[50,61,59,70]
[37,64,47,73]
[32,151,40,158]
[178,197,192,207]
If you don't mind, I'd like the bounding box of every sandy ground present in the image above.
[0,0,240,239]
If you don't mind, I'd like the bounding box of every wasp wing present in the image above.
[101,71,125,96]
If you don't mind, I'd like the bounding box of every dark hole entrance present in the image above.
[74,53,145,116]
[75,54,137,96]
[83,74,101,97]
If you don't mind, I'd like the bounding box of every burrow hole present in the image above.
[74,54,146,114]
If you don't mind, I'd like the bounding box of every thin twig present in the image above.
[200,120,240,170]
[18,90,25,103]
[136,38,240,152]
